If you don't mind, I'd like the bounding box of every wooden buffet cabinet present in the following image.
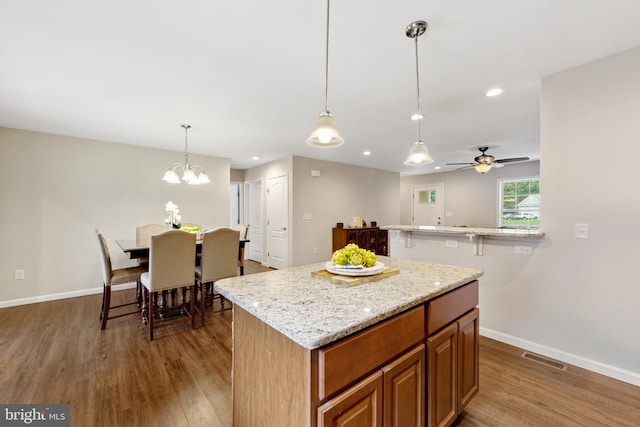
[332,227,388,256]
[231,279,479,427]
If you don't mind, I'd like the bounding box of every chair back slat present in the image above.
[148,230,196,291]
[200,228,240,283]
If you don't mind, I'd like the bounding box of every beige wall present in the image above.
[243,156,399,267]
[400,161,540,227]
[533,46,639,379]
[291,156,400,266]
[0,127,230,305]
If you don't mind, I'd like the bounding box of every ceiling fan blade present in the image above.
[456,165,474,170]
[446,162,475,166]
[495,157,530,164]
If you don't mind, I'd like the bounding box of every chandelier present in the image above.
[162,124,210,185]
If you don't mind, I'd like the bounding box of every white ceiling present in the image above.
[2,1,640,175]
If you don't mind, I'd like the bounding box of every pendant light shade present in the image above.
[404,141,432,166]
[307,111,344,147]
[403,20,433,166]
[307,0,343,148]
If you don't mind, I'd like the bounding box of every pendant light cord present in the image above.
[414,35,421,141]
[323,0,330,112]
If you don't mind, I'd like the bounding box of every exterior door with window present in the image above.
[412,184,444,226]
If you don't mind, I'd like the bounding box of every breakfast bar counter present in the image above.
[216,257,483,427]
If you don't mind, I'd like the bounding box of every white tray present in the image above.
[325,261,385,276]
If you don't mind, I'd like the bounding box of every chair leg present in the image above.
[199,281,206,326]
[149,290,155,341]
[100,282,106,320]
[190,284,196,329]
[101,284,111,330]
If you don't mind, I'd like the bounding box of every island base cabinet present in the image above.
[383,344,425,427]
[427,323,457,427]
[426,308,479,427]
[317,371,383,427]
[318,344,425,427]
[457,308,480,409]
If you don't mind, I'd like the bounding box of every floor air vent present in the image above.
[521,351,567,371]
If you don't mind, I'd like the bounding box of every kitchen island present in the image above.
[216,256,483,427]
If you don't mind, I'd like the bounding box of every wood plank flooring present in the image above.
[1,260,638,426]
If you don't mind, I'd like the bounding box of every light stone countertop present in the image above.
[215,256,483,350]
[381,224,544,239]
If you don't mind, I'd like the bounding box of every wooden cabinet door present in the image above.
[318,371,383,427]
[457,308,479,409]
[427,322,458,427]
[382,344,425,427]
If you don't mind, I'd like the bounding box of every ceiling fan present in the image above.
[447,147,530,174]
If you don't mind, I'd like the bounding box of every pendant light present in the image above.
[162,124,210,185]
[404,21,433,166]
[307,0,344,148]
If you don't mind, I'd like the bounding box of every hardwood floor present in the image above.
[1,260,638,426]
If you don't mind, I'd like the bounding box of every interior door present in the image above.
[412,184,444,226]
[248,179,263,263]
[229,182,241,227]
[266,174,288,269]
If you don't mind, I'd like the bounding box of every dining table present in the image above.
[116,236,250,274]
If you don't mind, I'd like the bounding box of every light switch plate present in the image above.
[514,245,533,255]
[446,240,458,248]
[575,223,589,239]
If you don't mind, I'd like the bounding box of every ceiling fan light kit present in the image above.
[403,20,433,166]
[307,0,344,148]
[162,124,210,185]
[447,146,530,174]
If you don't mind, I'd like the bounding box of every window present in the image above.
[499,177,540,228]
[418,190,436,204]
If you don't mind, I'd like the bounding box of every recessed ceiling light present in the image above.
[252,156,259,160]
[410,113,423,120]
[485,88,504,97]
[434,166,441,170]
[363,151,371,156]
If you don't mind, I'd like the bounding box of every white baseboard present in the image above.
[0,283,137,309]
[480,327,640,388]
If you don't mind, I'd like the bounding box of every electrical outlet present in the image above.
[575,223,589,239]
[514,246,533,255]
[15,269,25,280]
[445,240,458,248]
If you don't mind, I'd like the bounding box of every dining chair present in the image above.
[234,223,249,275]
[195,228,240,325]
[135,224,167,266]
[96,229,147,330]
[140,230,197,341]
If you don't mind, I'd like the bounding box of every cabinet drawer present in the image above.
[427,281,478,335]
[318,305,425,400]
